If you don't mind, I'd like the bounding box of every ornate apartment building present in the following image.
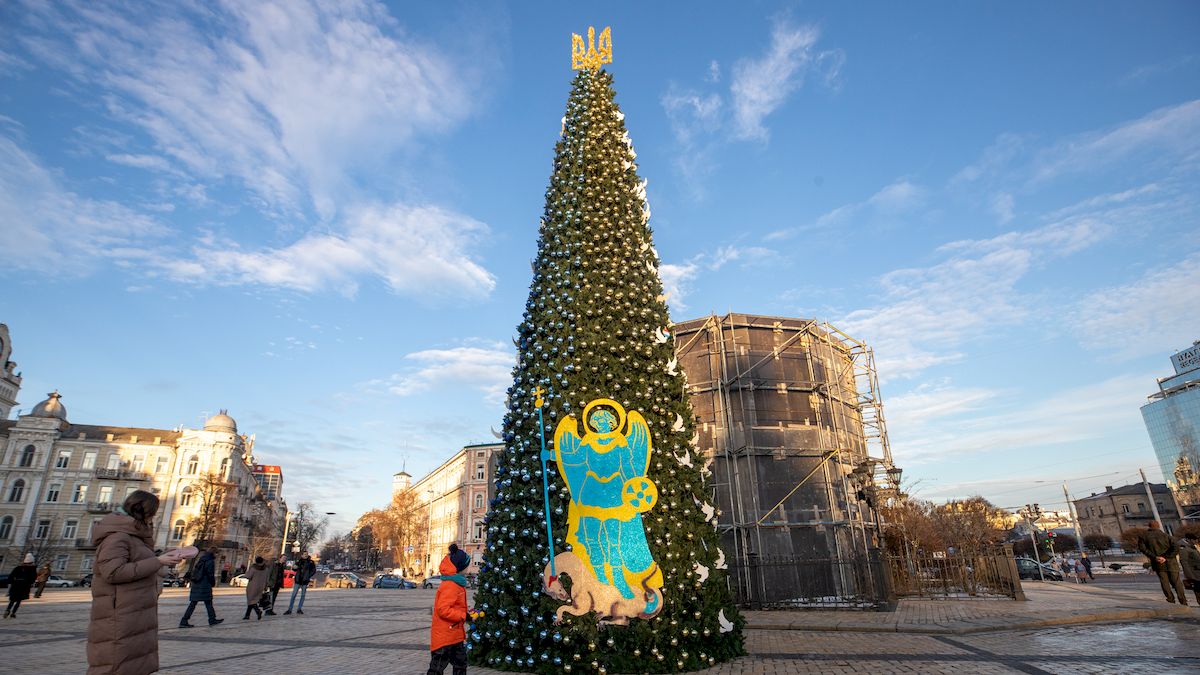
[409,442,502,578]
[0,324,287,577]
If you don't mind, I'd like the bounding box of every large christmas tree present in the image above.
[470,28,744,674]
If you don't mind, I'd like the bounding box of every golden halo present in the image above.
[582,397,627,434]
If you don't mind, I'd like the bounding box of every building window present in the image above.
[46,484,61,503]
[124,486,137,499]
[179,486,193,506]
[1156,501,1164,512]
[106,454,120,470]
[54,554,68,572]
[81,556,93,572]
[186,456,198,475]
[82,452,97,470]
[155,456,168,474]
[1137,502,1145,512]
[7,479,25,502]
[62,520,78,540]
[473,523,485,541]
[1122,504,1130,514]
[98,485,113,503]
[172,520,186,540]
[474,493,484,509]
[56,450,71,468]
[19,445,35,467]
[72,484,88,503]
[475,464,485,480]
[219,458,229,477]
[132,455,145,472]
[34,520,51,539]
[0,516,12,539]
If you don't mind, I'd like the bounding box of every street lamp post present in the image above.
[426,489,434,578]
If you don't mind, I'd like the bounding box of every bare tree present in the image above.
[187,472,235,549]
[291,502,328,556]
[24,513,65,569]
[355,488,426,574]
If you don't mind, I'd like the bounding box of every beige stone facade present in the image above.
[1072,482,1183,544]
[0,328,287,579]
[410,442,501,578]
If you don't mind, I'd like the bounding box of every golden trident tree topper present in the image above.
[572,26,612,70]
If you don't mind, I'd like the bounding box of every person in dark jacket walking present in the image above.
[242,556,269,620]
[5,553,38,618]
[1180,533,1200,606]
[284,551,316,615]
[1080,552,1094,580]
[179,547,224,627]
[87,490,190,675]
[265,554,286,615]
[1136,520,1188,605]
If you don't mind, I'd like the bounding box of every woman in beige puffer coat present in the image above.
[87,490,185,675]
[242,556,269,620]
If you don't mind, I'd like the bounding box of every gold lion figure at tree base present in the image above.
[543,551,663,626]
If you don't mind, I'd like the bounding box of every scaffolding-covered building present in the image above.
[674,313,900,608]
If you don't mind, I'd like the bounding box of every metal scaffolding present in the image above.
[673,313,898,607]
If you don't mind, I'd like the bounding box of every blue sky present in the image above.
[1,1,1198,534]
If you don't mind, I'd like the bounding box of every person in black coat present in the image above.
[5,553,38,618]
[179,547,224,627]
[265,554,286,615]
[284,552,316,615]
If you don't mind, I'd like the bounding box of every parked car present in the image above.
[315,564,331,574]
[76,573,93,588]
[421,576,442,590]
[162,573,187,587]
[1015,558,1064,581]
[44,575,74,588]
[230,574,250,587]
[324,572,365,589]
[372,574,416,589]
[0,573,9,588]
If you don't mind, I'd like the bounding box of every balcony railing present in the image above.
[87,501,114,513]
[94,468,150,481]
[76,538,97,550]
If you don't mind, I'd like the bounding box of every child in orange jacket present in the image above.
[427,545,471,675]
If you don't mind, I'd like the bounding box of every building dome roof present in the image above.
[30,391,67,420]
[204,410,237,433]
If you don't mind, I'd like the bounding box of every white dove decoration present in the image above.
[715,549,727,570]
[490,426,503,439]
[718,609,734,633]
[674,449,693,468]
[666,357,678,376]
[656,291,671,303]
[700,500,716,523]
[693,561,709,583]
[654,326,671,344]
[672,413,685,432]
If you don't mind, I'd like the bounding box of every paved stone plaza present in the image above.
[1,583,1197,674]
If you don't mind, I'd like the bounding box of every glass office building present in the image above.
[1141,341,1200,497]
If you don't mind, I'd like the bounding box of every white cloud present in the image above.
[19,0,476,219]
[161,203,495,298]
[1073,253,1200,360]
[1031,99,1200,182]
[660,244,777,312]
[842,219,1115,381]
[730,22,841,141]
[768,179,924,241]
[0,135,166,272]
[893,373,1152,464]
[385,342,514,404]
[660,20,841,195]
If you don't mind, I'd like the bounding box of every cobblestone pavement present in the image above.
[1,586,1197,674]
